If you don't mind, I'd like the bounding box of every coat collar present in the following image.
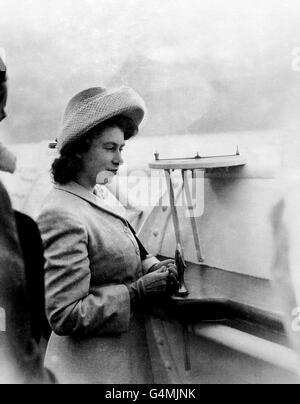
[54,181,128,224]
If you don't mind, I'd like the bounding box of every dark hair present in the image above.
[0,72,6,84]
[52,114,138,184]
[0,61,6,83]
[0,71,7,103]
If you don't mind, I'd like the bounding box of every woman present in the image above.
[37,86,179,384]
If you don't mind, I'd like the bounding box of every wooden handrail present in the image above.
[193,323,300,376]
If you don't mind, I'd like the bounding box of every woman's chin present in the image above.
[96,170,116,185]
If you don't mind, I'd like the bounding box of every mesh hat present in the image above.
[57,86,146,151]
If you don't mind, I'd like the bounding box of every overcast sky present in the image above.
[2,0,300,70]
[1,0,300,142]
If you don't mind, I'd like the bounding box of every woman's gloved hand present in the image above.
[149,259,178,280]
[127,266,179,307]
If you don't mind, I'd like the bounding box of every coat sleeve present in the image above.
[37,208,131,337]
[0,181,53,384]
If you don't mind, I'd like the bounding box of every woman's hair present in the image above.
[52,114,138,184]
[0,73,6,85]
[0,71,7,103]
[0,61,6,82]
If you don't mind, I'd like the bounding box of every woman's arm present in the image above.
[38,209,131,337]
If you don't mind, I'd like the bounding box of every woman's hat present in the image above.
[56,86,146,151]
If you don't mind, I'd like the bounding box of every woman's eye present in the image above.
[104,146,124,152]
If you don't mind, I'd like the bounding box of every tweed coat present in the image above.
[37,181,157,384]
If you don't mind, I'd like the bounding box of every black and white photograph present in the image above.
[1,0,300,385]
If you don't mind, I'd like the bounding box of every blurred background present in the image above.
[1,0,300,280]
[1,0,300,143]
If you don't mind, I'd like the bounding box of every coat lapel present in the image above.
[54,181,128,224]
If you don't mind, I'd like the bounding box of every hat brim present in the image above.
[58,87,146,151]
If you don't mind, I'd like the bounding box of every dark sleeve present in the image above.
[0,182,31,350]
[0,181,54,383]
[14,211,51,342]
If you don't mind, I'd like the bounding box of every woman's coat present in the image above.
[37,181,157,384]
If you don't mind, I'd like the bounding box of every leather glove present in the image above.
[127,267,179,307]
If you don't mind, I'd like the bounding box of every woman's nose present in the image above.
[113,150,124,166]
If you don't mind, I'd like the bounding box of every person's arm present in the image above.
[14,211,51,342]
[38,208,131,337]
[0,143,16,173]
[0,181,54,384]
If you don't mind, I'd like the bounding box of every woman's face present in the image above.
[78,126,125,189]
[0,82,7,122]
